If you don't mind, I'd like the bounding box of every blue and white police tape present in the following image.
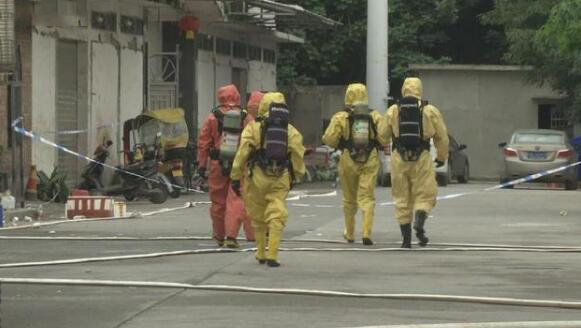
[11,118,204,194]
[377,160,581,206]
[42,122,120,135]
[484,161,581,191]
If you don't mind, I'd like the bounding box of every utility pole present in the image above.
[366,0,389,113]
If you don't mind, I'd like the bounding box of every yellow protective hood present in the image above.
[258,92,286,117]
[344,83,368,106]
[401,78,423,99]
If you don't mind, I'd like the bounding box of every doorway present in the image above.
[232,67,248,105]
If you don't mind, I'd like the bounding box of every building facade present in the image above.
[0,0,338,194]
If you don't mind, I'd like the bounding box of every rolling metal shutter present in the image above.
[56,40,80,186]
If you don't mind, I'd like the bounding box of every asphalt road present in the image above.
[0,182,580,327]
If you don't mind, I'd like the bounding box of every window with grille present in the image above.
[551,109,568,130]
[248,45,261,61]
[233,42,247,59]
[263,49,275,63]
[120,15,144,35]
[216,38,231,56]
[196,34,214,51]
[92,11,117,31]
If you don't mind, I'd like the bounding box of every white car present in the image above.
[377,144,391,187]
[378,140,457,187]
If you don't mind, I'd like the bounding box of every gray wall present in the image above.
[411,65,560,179]
[286,65,565,179]
[285,85,347,146]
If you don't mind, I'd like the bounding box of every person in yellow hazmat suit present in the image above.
[322,83,387,246]
[230,92,306,267]
[378,77,449,248]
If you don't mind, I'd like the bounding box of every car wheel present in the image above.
[500,178,514,189]
[436,173,448,187]
[457,164,469,184]
[379,173,391,187]
[123,191,136,201]
[565,179,578,191]
[149,186,168,204]
[385,173,392,187]
[169,188,181,199]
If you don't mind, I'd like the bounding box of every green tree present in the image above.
[483,0,581,123]
[536,0,581,116]
[277,0,464,87]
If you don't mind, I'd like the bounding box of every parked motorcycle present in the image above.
[79,140,113,191]
[78,135,173,204]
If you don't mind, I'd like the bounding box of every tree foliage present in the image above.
[483,0,581,119]
[277,0,506,96]
[276,0,581,123]
[277,0,368,86]
[537,0,581,70]
[277,0,471,87]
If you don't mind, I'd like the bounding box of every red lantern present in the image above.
[178,16,201,40]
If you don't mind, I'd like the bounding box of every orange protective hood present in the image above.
[217,84,241,107]
[246,91,265,118]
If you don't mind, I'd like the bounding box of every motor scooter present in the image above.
[79,135,173,204]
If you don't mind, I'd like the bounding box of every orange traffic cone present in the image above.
[25,165,38,201]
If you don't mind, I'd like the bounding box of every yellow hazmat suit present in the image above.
[378,77,449,248]
[322,83,387,245]
[230,92,306,267]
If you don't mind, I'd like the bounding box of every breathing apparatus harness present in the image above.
[248,102,295,184]
[393,97,430,161]
[337,104,380,164]
[209,105,247,176]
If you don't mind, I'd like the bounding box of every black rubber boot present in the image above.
[225,237,240,249]
[266,259,280,267]
[362,238,373,246]
[400,224,412,248]
[413,210,429,247]
[343,233,354,244]
[256,258,266,264]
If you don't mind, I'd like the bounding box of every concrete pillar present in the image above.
[366,0,388,112]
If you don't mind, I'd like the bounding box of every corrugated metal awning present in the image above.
[228,0,341,30]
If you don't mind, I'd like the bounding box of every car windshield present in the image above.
[513,133,563,145]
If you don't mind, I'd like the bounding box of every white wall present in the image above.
[120,48,144,124]
[248,61,276,92]
[197,50,216,127]
[215,55,232,92]
[31,32,57,174]
[90,42,120,172]
[145,17,163,82]
[195,53,231,130]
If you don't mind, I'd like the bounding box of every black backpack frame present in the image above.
[393,97,430,161]
[250,103,292,178]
